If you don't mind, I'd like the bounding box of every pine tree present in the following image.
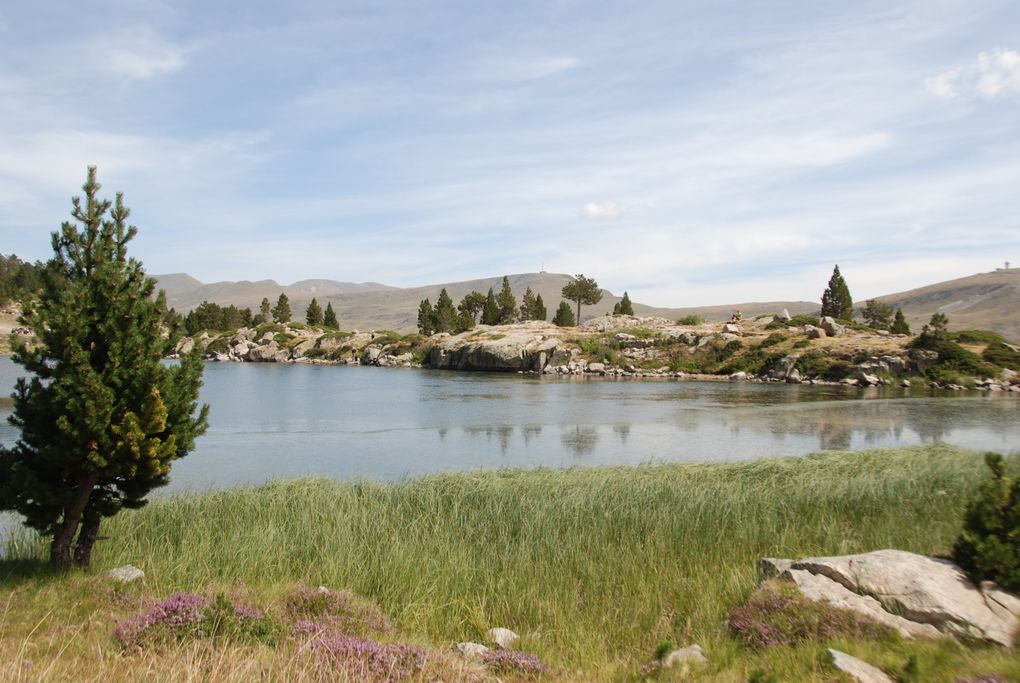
[258,297,271,325]
[496,276,517,324]
[0,167,209,569]
[561,273,602,323]
[417,299,435,335]
[519,286,538,320]
[615,291,634,316]
[458,291,486,323]
[323,302,339,329]
[890,308,911,335]
[552,300,576,327]
[533,294,547,322]
[272,293,291,323]
[860,299,893,329]
[820,265,853,320]
[434,288,456,332]
[305,297,323,325]
[481,287,500,325]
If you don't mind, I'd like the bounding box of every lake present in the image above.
[1,356,1017,493]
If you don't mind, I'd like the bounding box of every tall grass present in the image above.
[2,445,1016,681]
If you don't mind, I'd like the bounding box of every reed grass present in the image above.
[2,444,1018,681]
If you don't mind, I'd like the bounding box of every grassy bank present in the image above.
[2,445,1018,681]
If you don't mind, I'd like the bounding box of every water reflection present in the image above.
[561,425,600,457]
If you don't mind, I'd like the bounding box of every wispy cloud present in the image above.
[581,201,619,218]
[90,28,188,80]
[926,48,1020,99]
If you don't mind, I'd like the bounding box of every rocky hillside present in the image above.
[177,311,1020,392]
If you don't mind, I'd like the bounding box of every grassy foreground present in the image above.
[1,444,1018,681]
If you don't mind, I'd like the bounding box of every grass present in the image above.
[2,445,1018,681]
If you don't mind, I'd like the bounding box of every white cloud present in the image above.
[581,201,619,218]
[92,29,187,79]
[926,48,1020,99]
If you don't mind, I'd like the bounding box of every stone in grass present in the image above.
[456,642,491,658]
[827,649,894,683]
[662,644,708,670]
[486,627,519,649]
[108,565,145,584]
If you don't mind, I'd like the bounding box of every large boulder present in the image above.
[767,355,800,381]
[819,316,846,337]
[429,325,562,372]
[762,549,1020,646]
[248,341,288,362]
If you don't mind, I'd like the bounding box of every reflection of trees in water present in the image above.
[614,423,630,445]
[463,424,515,455]
[561,425,599,457]
[521,424,542,446]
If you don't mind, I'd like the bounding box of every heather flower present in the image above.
[310,631,429,683]
[481,649,549,675]
[285,585,392,635]
[114,592,209,648]
[728,585,894,648]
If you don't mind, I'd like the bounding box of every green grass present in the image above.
[2,445,1017,681]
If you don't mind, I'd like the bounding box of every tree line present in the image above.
[821,264,910,333]
[181,294,340,334]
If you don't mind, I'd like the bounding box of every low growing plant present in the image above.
[953,453,1020,592]
[676,315,703,325]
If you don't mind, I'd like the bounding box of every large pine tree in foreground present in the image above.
[0,167,209,569]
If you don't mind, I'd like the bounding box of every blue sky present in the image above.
[1,1,1018,306]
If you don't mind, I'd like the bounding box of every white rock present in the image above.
[662,644,708,669]
[456,642,491,658]
[486,627,519,649]
[108,565,145,584]
[828,649,893,683]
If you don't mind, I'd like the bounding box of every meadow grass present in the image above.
[1,444,1018,681]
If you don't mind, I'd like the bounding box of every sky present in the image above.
[0,1,1018,307]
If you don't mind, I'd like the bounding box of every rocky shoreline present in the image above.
[172,312,1020,393]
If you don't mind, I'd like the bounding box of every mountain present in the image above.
[866,267,1020,341]
[152,267,1020,339]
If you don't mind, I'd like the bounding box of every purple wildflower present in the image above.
[310,631,429,683]
[285,585,392,635]
[114,592,209,648]
[482,649,549,675]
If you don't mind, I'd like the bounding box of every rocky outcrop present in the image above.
[761,549,1020,646]
[827,649,893,683]
[428,323,563,372]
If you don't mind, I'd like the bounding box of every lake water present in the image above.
[1,357,1018,494]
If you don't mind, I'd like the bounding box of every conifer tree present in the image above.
[481,287,500,325]
[533,293,547,322]
[890,308,911,335]
[323,302,339,329]
[496,276,517,324]
[458,291,486,323]
[614,291,634,316]
[820,265,853,319]
[305,297,323,325]
[258,297,271,325]
[552,300,576,327]
[519,286,539,320]
[272,293,291,323]
[860,299,893,329]
[561,273,602,323]
[417,298,435,335]
[434,288,456,332]
[0,167,209,569]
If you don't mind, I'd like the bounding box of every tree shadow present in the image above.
[0,557,58,589]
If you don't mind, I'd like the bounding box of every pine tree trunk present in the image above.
[73,506,102,568]
[49,471,100,570]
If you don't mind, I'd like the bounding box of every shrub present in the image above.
[481,649,549,675]
[727,584,894,648]
[982,343,1020,372]
[285,585,392,635]
[953,453,1020,592]
[793,339,810,349]
[307,630,429,683]
[759,333,786,348]
[676,315,703,325]
[749,669,778,683]
[954,330,1009,346]
[114,592,277,648]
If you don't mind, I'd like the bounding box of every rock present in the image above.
[877,329,890,336]
[730,371,747,381]
[248,341,285,362]
[771,549,1020,646]
[258,331,275,344]
[827,649,894,683]
[1001,368,1018,381]
[805,325,827,339]
[767,355,799,381]
[777,308,792,322]
[429,324,563,372]
[819,316,846,337]
[362,345,384,365]
[786,368,802,384]
[456,642,491,658]
[909,348,939,373]
[900,379,911,388]
[722,323,742,335]
[661,644,708,670]
[588,362,606,375]
[108,565,145,584]
[176,337,195,355]
[857,372,880,386]
[486,627,519,649]
[291,338,316,358]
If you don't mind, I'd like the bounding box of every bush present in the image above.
[759,333,786,348]
[954,330,1009,346]
[728,583,894,648]
[953,453,1020,592]
[676,315,703,325]
[982,343,1020,372]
